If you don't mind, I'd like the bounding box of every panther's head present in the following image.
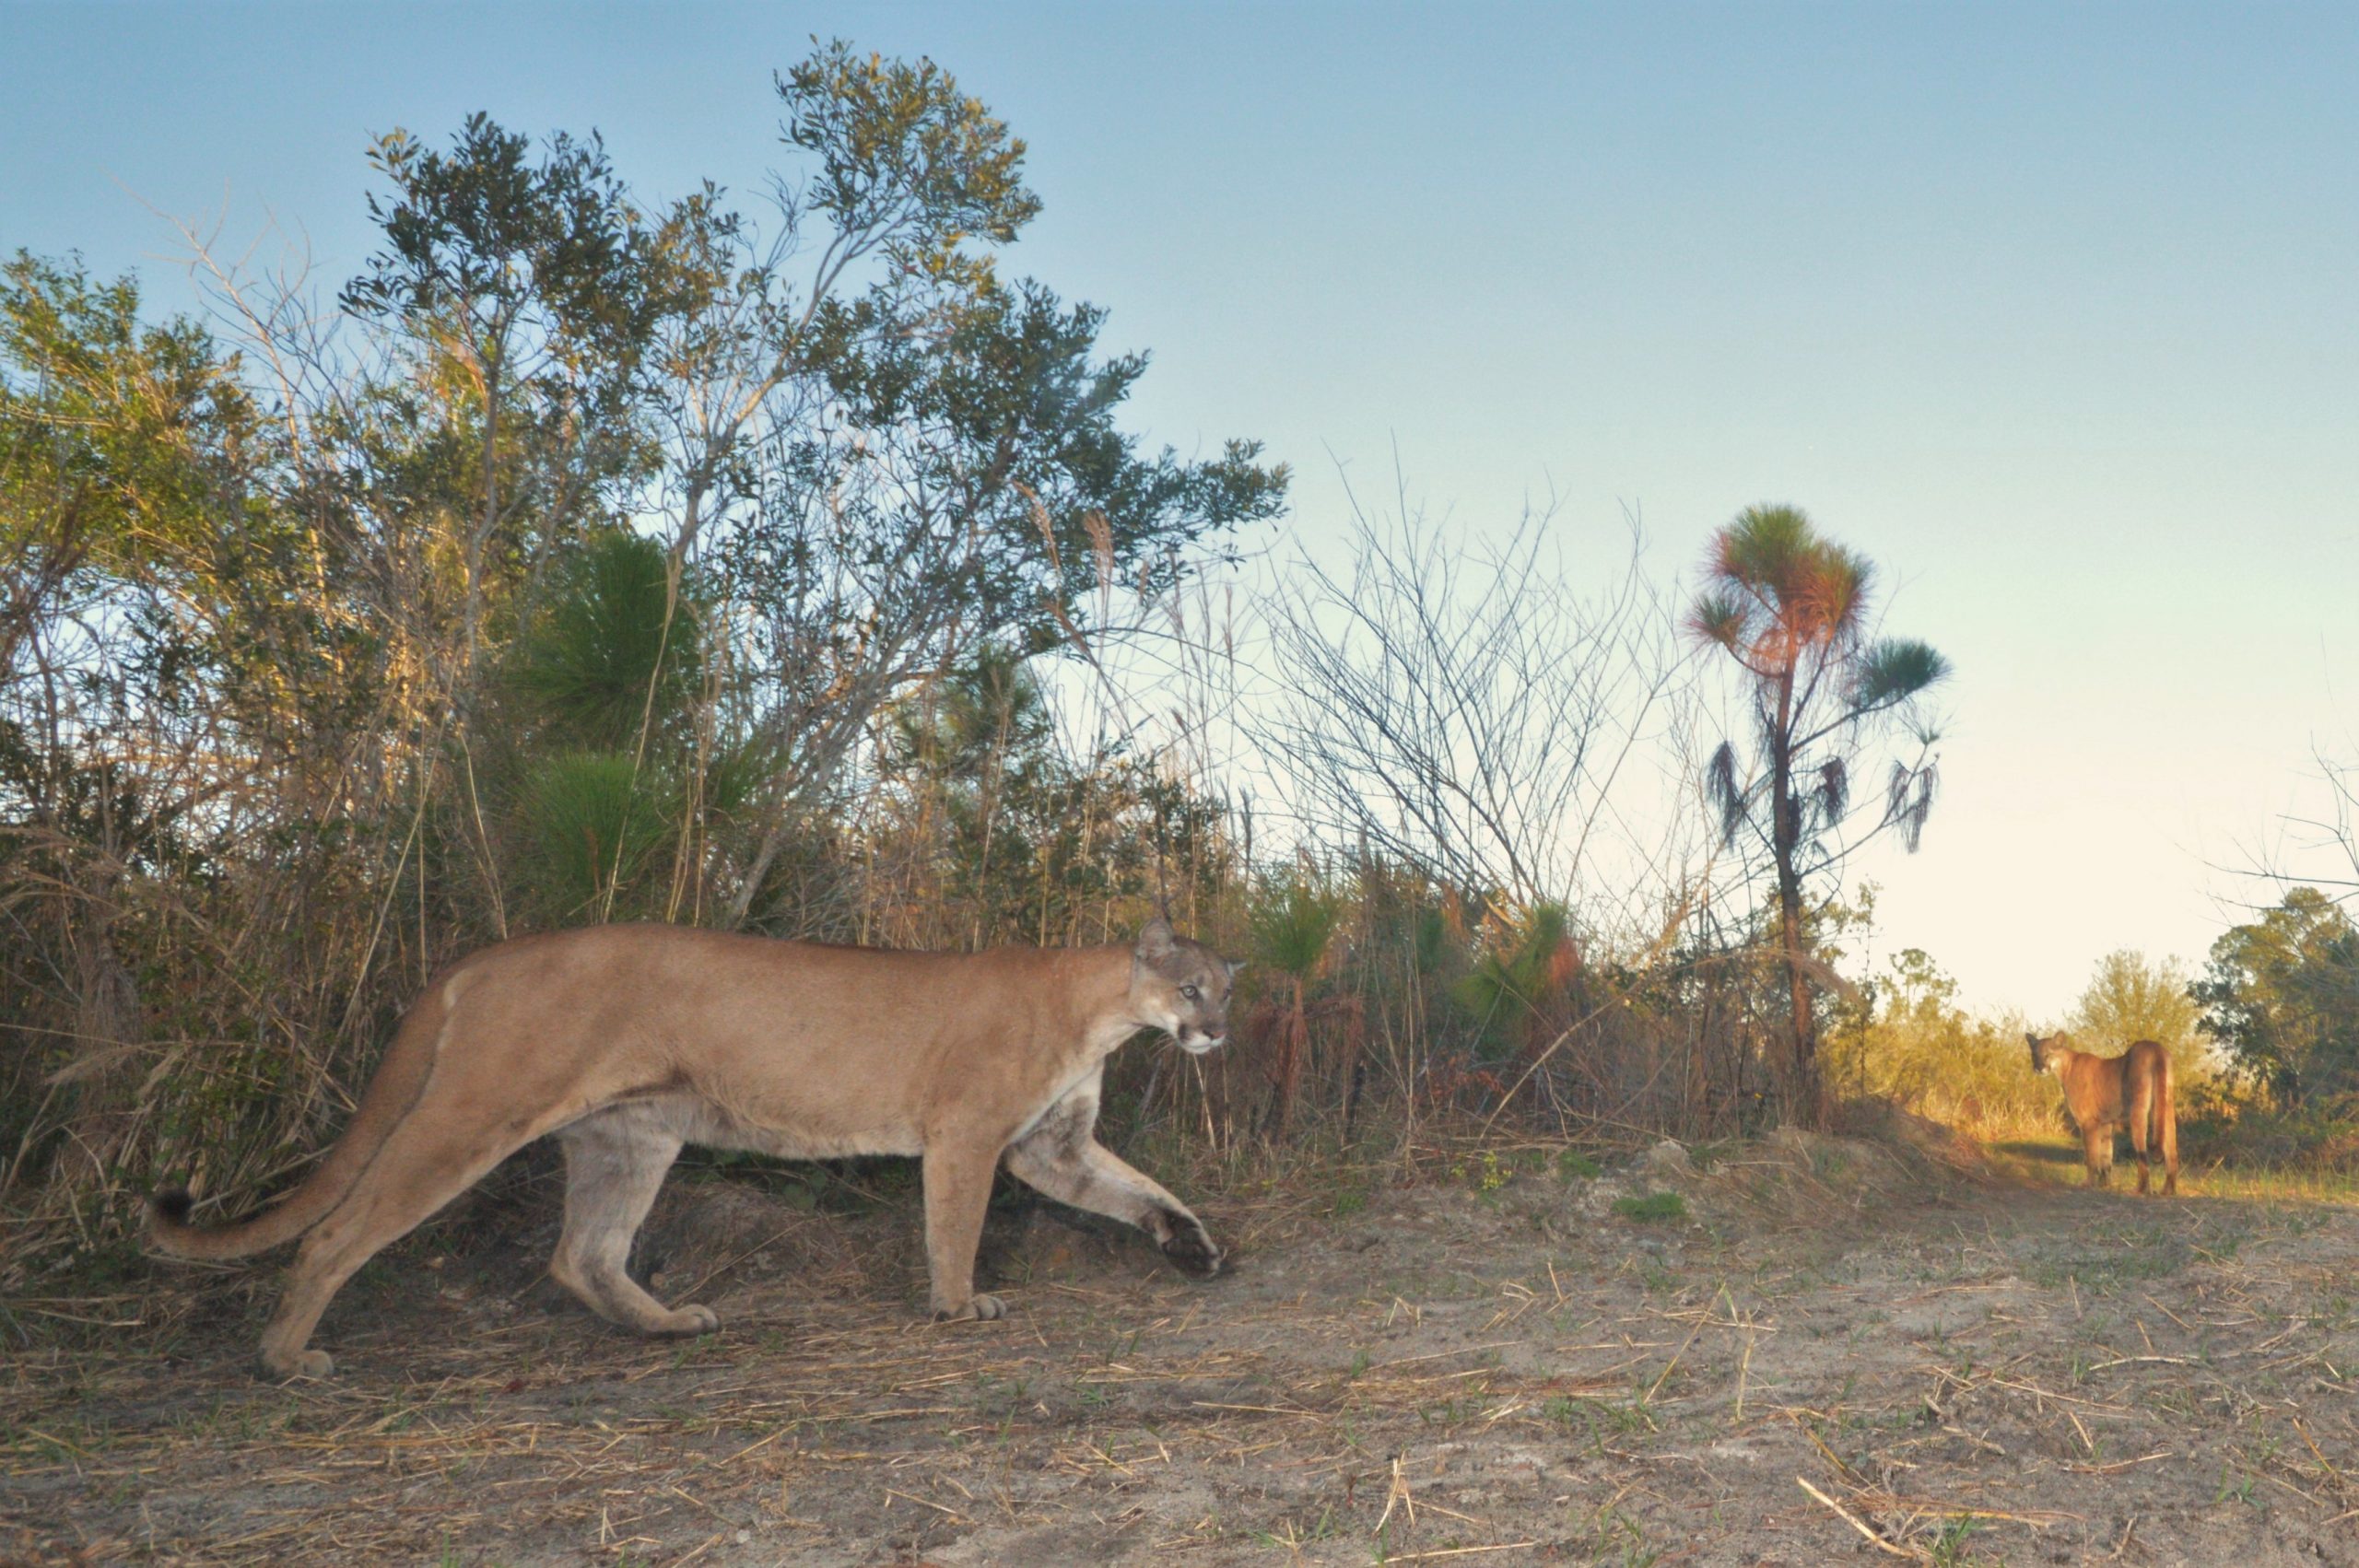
[2025,1032,2064,1075]
[1131,916,1243,1055]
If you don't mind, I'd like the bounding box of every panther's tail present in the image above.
[147,971,464,1259]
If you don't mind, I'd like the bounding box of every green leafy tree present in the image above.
[645,42,1288,921]
[1689,503,1950,1126]
[0,253,304,1193]
[342,112,664,674]
[331,41,1286,931]
[2193,888,2359,1104]
[1822,948,2051,1132]
[2066,949,2212,1086]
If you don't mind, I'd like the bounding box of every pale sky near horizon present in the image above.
[6,3,2355,1021]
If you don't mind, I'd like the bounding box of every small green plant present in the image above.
[1613,1191,1686,1223]
[1928,1515,1977,1566]
[2214,1464,2259,1506]
[1555,1148,1603,1181]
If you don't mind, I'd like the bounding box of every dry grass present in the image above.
[5,1128,2358,1566]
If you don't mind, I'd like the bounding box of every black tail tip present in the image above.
[150,1187,194,1226]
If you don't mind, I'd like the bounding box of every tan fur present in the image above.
[2027,1033,2178,1196]
[149,919,1238,1378]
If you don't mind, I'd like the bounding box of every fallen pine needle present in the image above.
[1378,1545,1539,1563]
[2065,1450,2174,1475]
[1796,1476,1921,1561]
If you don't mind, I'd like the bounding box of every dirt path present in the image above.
[6,1136,2357,1566]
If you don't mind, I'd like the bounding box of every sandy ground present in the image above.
[5,1129,2357,1566]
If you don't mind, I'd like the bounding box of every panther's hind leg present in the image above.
[550,1106,714,1338]
[258,1104,542,1377]
[2129,1077,2155,1196]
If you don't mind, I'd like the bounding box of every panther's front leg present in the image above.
[1005,1099,1224,1280]
[921,1135,1008,1322]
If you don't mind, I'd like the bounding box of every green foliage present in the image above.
[886,642,1050,782]
[2066,949,2213,1087]
[344,111,661,384]
[0,252,320,727]
[1852,639,1950,715]
[1250,877,1343,979]
[516,752,675,920]
[1822,948,2053,1133]
[1555,1148,1603,1181]
[2181,1097,2359,1173]
[503,529,698,751]
[2194,888,2359,1105]
[783,41,1043,261]
[867,643,1229,947]
[1454,901,1576,1060]
[1613,1191,1686,1223]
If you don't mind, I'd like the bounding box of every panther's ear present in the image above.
[2025,1032,2038,1048]
[1226,959,1247,982]
[1137,916,1176,960]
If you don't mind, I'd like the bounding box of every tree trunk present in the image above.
[1768,666,1825,1129]
[1776,858,1824,1130]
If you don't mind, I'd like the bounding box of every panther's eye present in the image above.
[1180,984,1200,1001]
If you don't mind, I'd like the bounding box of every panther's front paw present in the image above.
[261,1347,334,1380]
[1157,1214,1225,1279]
[932,1293,1005,1323]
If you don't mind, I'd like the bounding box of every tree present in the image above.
[626,41,1289,922]
[2066,949,2212,1087]
[330,41,1288,929]
[341,113,663,681]
[2193,888,2359,1105]
[1689,503,1949,1126]
[0,253,281,1196]
[1256,497,1687,909]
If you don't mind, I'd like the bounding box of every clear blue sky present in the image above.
[7,3,2355,1019]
